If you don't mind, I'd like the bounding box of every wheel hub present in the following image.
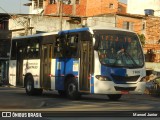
[68,83,76,95]
[27,81,32,91]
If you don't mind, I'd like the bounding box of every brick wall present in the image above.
[76,0,87,16]
[145,17,160,42]
[116,15,143,34]
[85,0,118,16]
[45,4,58,15]
[44,0,119,16]
[144,17,160,62]
[117,2,127,14]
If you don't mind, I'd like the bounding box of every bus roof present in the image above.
[13,26,136,40]
[58,27,89,35]
[12,32,58,40]
[58,26,136,35]
[89,26,135,33]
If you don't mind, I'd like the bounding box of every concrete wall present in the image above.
[9,15,82,37]
[87,15,116,27]
[146,62,160,72]
[9,14,116,37]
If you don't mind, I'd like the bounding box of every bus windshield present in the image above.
[94,30,144,68]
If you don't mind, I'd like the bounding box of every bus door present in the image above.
[79,41,92,92]
[16,47,24,86]
[41,44,52,89]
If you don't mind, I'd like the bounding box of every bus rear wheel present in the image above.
[66,78,81,100]
[107,94,122,101]
[25,77,35,95]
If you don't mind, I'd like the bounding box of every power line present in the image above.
[0,5,30,35]
[0,5,29,29]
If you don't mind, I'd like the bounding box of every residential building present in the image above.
[26,0,120,16]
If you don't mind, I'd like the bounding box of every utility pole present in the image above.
[72,0,76,15]
[59,0,63,31]
[24,17,30,36]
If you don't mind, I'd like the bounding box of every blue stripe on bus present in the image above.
[55,58,79,90]
[101,65,127,76]
[101,65,127,83]
[58,27,89,35]
[91,74,94,93]
[55,58,64,90]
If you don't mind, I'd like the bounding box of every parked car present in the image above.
[146,76,160,96]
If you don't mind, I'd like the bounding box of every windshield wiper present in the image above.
[111,50,139,68]
[123,51,139,67]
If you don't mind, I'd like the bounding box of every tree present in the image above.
[138,34,145,46]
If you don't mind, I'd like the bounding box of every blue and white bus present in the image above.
[9,27,146,100]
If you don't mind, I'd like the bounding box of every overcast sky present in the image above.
[0,0,127,14]
[0,0,29,14]
[119,0,127,4]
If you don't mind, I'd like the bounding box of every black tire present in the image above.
[66,78,81,100]
[58,90,67,97]
[25,75,35,95]
[107,94,122,101]
[25,75,43,96]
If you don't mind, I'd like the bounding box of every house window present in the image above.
[118,7,122,12]
[0,20,8,30]
[123,21,134,31]
[50,0,56,4]
[109,3,114,9]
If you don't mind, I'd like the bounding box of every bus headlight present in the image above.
[95,75,112,81]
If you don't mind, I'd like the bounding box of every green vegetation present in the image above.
[138,34,145,46]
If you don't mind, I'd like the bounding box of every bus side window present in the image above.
[67,35,79,57]
[11,41,17,60]
[54,38,62,58]
[26,43,39,59]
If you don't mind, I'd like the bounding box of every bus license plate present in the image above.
[121,91,129,94]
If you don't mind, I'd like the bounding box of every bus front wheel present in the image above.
[107,94,122,101]
[25,75,43,95]
[66,78,81,100]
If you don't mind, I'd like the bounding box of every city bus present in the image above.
[9,26,146,100]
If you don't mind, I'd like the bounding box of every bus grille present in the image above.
[114,86,136,91]
[111,74,140,84]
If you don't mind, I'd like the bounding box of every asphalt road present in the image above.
[0,86,160,111]
[0,86,160,119]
